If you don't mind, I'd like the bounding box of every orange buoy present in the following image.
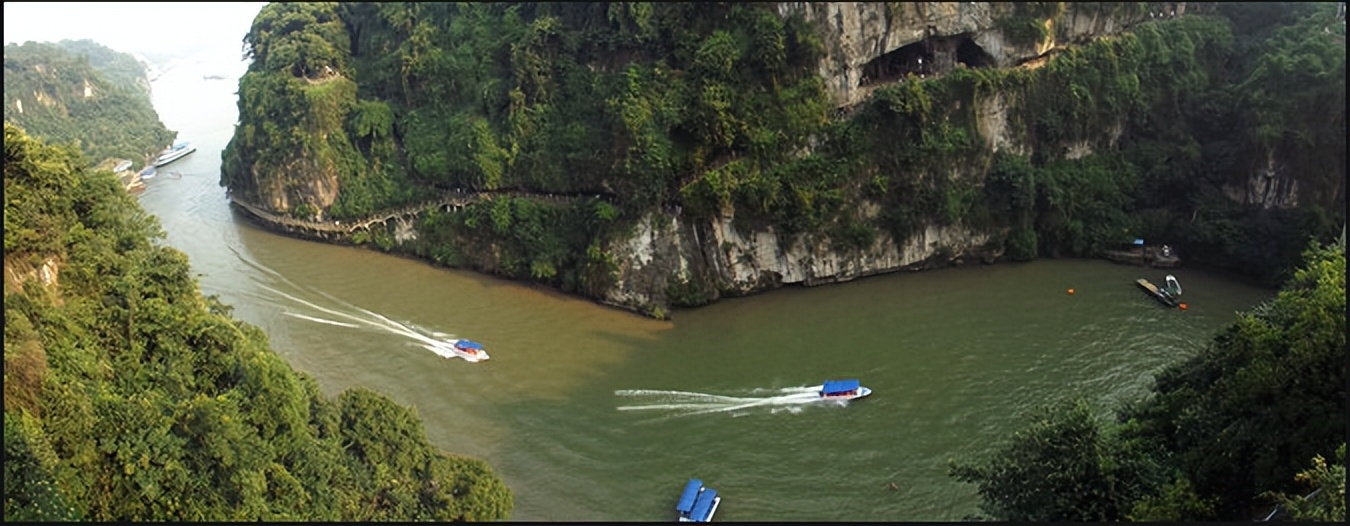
[1179,303,1188,310]
[1067,288,1076,295]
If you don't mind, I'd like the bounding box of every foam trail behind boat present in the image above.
[282,311,361,329]
[616,385,833,418]
[259,284,473,361]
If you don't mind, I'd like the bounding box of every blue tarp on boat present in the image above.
[821,379,860,395]
[676,479,702,513]
[689,488,718,521]
[455,340,484,350]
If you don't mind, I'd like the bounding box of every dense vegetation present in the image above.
[222,2,1344,304]
[3,40,175,167]
[3,123,513,521]
[951,239,1346,521]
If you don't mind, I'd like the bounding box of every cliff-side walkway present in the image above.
[228,190,589,239]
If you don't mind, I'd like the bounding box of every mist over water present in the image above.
[134,49,1277,521]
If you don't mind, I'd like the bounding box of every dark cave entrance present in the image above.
[955,37,995,69]
[859,40,931,87]
[859,35,995,87]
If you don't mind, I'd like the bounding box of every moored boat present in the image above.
[154,140,197,167]
[676,478,720,522]
[819,379,871,401]
[1135,278,1179,307]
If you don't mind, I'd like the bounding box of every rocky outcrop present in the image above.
[600,205,998,315]
[4,256,62,297]
[776,2,1152,108]
[1224,151,1301,209]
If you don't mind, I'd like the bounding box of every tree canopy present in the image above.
[3,40,174,167]
[952,238,1346,522]
[3,122,513,521]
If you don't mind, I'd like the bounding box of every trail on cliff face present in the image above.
[614,385,850,420]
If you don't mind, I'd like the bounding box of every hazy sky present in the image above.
[4,2,267,59]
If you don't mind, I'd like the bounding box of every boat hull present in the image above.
[154,146,196,167]
[1135,278,1178,307]
[450,348,489,362]
[821,386,872,401]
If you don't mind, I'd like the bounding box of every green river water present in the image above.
[134,51,1274,521]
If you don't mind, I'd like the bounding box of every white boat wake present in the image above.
[258,283,486,362]
[282,311,361,328]
[615,385,847,418]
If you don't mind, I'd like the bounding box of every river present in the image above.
[137,49,1274,521]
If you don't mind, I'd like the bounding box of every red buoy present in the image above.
[1179,303,1188,310]
[1067,288,1076,295]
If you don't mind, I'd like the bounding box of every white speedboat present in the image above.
[450,339,490,362]
[154,140,196,167]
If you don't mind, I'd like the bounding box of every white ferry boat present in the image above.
[154,140,196,167]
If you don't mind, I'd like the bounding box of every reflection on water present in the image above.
[136,50,1276,521]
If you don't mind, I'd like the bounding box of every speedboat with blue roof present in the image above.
[819,379,871,401]
[675,478,720,522]
[451,339,489,362]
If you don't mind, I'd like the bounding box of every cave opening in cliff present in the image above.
[859,40,931,88]
[955,37,995,69]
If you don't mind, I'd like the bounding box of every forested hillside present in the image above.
[951,238,1346,521]
[3,123,513,521]
[221,2,1344,315]
[4,40,174,166]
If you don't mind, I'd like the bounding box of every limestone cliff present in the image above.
[778,2,1158,109]
[225,2,1343,316]
[600,205,996,315]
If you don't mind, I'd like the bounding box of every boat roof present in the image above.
[676,479,702,513]
[173,140,189,149]
[455,340,484,350]
[689,488,718,521]
[822,379,860,394]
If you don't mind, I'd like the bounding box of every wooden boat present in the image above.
[1136,278,1178,307]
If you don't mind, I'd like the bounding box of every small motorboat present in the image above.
[1135,277,1179,307]
[675,478,720,523]
[819,379,872,401]
[451,339,489,362]
[1164,275,1182,297]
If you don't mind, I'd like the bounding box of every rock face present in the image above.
[600,204,997,315]
[596,2,1155,315]
[776,2,1151,108]
[249,2,1188,317]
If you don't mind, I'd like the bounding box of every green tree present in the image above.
[3,123,513,521]
[1262,443,1347,522]
[950,399,1162,521]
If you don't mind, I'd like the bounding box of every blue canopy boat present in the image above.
[820,379,872,401]
[451,339,489,361]
[676,478,720,522]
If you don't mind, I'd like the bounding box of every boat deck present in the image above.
[1135,278,1178,307]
